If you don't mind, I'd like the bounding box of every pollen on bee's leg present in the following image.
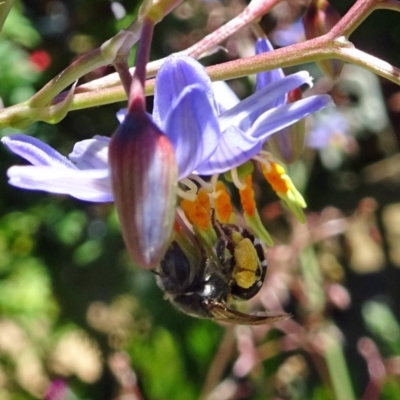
[233,238,259,289]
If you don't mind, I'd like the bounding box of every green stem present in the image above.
[323,328,356,400]
[299,246,325,314]
[29,21,142,107]
[0,0,14,32]
[2,0,400,128]
[77,0,284,92]
[329,0,377,39]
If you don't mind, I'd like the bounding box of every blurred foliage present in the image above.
[1,0,400,399]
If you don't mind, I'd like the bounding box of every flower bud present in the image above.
[303,0,344,78]
[109,110,178,269]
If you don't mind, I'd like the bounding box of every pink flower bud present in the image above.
[303,0,344,78]
[109,110,178,269]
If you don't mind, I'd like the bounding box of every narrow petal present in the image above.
[69,136,110,169]
[153,55,218,127]
[212,81,240,114]
[1,134,76,168]
[219,71,313,132]
[7,166,113,202]
[195,126,262,175]
[249,95,333,141]
[255,38,286,109]
[163,84,220,179]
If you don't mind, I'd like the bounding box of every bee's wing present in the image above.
[205,300,291,326]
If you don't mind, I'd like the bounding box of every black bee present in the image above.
[154,219,289,325]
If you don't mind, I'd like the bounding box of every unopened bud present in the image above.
[303,0,344,78]
[109,110,178,269]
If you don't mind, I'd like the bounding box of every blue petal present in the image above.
[1,134,76,168]
[153,55,218,127]
[255,38,286,108]
[195,126,261,175]
[69,136,110,169]
[249,95,333,140]
[163,84,220,179]
[219,71,313,133]
[212,81,240,114]
[7,165,113,202]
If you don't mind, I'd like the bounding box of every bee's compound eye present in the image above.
[233,238,260,289]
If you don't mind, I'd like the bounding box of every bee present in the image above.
[154,218,289,325]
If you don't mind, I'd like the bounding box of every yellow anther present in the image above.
[239,175,257,218]
[214,181,234,223]
[261,162,290,194]
[197,188,211,212]
[260,160,307,223]
[181,196,210,231]
[233,238,259,289]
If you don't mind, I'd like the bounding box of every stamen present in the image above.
[239,175,256,218]
[181,196,211,231]
[260,161,290,195]
[197,188,211,213]
[239,174,273,246]
[252,154,272,173]
[180,178,198,194]
[177,187,197,201]
[230,168,246,191]
[210,174,219,189]
[188,174,213,192]
[213,181,235,223]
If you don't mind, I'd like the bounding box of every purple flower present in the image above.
[2,39,332,201]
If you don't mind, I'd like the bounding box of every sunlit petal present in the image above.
[1,134,76,168]
[164,84,220,179]
[69,135,110,169]
[153,55,218,127]
[249,95,333,140]
[255,38,286,109]
[212,81,240,114]
[7,166,112,202]
[219,71,313,132]
[195,126,261,175]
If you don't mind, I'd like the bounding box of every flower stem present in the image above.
[29,21,142,108]
[0,0,14,32]
[78,0,284,92]
[128,17,155,112]
[322,328,356,400]
[2,0,400,128]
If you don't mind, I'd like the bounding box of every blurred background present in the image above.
[1,0,400,399]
